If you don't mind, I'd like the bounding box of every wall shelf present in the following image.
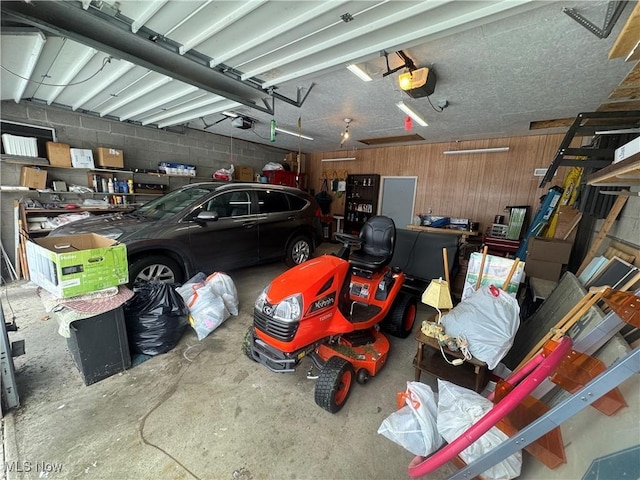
[586,154,640,187]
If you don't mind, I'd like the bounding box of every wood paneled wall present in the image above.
[306,134,568,234]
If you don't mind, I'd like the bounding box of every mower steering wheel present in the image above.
[334,233,362,249]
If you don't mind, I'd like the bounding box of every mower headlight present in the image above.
[254,286,269,312]
[273,294,303,323]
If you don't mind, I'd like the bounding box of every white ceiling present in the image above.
[1,0,637,153]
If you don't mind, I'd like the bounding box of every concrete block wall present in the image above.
[0,101,291,278]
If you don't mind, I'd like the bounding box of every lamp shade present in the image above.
[421,278,453,310]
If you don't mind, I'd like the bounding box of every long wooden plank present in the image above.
[576,194,629,276]
[609,1,640,59]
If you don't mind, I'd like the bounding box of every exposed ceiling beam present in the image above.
[177,0,267,55]
[0,0,274,114]
[210,0,348,67]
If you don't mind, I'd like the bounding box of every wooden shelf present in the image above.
[587,154,640,186]
[0,154,49,166]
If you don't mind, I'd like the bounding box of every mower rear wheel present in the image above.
[380,293,417,338]
[242,327,257,362]
[314,356,355,413]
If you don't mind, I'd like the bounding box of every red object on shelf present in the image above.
[262,170,306,189]
[483,235,521,257]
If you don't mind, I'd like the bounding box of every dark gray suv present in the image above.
[49,182,324,284]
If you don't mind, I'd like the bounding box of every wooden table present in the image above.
[413,327,490,393]
[406,224,479,244]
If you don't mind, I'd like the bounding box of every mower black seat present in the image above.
[349,216,396,272]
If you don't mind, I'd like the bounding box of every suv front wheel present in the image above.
[129,255,183,285]
[285,235,312,267]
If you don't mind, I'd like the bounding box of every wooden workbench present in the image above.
[406,224,479,243]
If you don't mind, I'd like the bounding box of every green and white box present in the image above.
[26,234,128,298]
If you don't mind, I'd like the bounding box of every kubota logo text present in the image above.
[310,293,335,312]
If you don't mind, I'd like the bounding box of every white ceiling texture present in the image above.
[1,1,637,154]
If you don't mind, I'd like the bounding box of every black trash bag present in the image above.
[124,282,189,356]
[315,178,332,215]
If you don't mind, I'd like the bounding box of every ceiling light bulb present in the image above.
[398,68,429,91]
[399,73,413,90]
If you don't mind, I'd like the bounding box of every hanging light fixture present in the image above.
[340,118,351,147]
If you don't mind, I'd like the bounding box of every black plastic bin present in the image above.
[66,306,131,385]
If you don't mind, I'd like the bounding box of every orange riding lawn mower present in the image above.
[244,216,418,413]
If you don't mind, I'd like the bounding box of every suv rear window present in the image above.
[287,193,307,211]
[257,190,289,213]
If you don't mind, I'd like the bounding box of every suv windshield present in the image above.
[135,185,215,220]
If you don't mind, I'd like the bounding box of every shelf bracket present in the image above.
[563,1,629,39]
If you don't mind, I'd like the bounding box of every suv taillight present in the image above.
[315,206,322,218]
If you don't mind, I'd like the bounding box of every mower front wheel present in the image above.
[314,356,355,413]
[380,293,417,339]
[242,327,257,362]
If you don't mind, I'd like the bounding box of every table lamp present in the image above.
[421,278,463,366]
[421,277,453,323]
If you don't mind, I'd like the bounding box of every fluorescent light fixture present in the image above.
[346,64,372,82]
[321,157,356,162]
[275,127,314,141]
[443,147,509,155]
[396,101,428,127]
[222,110,239,117]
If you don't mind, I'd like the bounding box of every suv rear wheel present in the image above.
[285,235,312,267]
[129,255,183,285]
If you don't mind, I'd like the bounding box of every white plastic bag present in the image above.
[176,272,239,340]
[378,382,443,456]
[213,164,234,181]
[176,272,206,304]
[436,380,521,480]
[262,161,284,171]
[205,272,239,316]
[441,285,520,369]
[186,284,230,340]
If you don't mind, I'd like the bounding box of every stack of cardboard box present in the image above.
[524,236,574,282]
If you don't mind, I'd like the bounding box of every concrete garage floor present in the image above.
[1,244,457,480]
[4,243,637,480]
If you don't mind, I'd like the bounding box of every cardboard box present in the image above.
[46,142,72,167]
[70,148,95,169]
[235,166,254,181]
[525,259,564,282]
[20,166,47,189]
[26,233,128,298]
[527,236,573,264]
[614,136,640,164]
[553,205,580,241]
[95,147,124,168]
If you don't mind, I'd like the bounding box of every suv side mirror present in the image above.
[196,211,219,222]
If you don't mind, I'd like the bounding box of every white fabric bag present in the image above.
[436,380,521,480]
[441,285,520,369]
